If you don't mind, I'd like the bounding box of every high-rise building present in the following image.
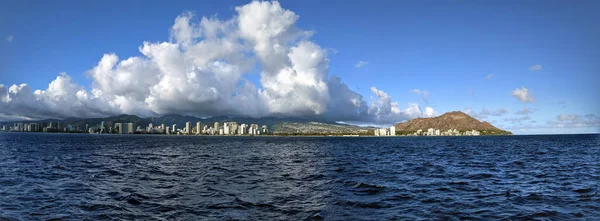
[114,123,132,134]
[172,124,177,133]
[186,122,191,135]
[223,122,229,135]
[226,122,237,135]
[115,123,123,134]
[389,126,396,136]
[57,122,64,132]
[238,124,244,135]
[196,122,201,135]
[427,128,435,136]
[261,125,268,134]
[249,124,259,135]
[129,123,136,134]
[214,122,219,133]
[100,121,105,133]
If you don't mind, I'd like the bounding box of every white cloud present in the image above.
[410,89,429,103]
[465,107,509,120]
[548,114,600,128]
[529,64,542,71]
[493,108,509,116]
[505,113,600,130]
[0,74,120,120]
[423,107,437,117]
[366,87,435,123]
[355,61,368,68]
[514,107,534,115]
[512,87,534,103]
[485,74,494,79]
[6,35,13,42]
[504,115,531,124]
[480,107,509,117]
[0,1,428,125]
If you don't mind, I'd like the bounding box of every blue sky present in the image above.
[1,0,598,134]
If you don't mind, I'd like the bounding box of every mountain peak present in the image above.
[444,111,468,116]
[394,111,511,135]
[439,111,472,120]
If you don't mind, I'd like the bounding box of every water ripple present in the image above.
[0,133,599,220]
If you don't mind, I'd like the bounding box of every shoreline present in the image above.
[2,131,595,137]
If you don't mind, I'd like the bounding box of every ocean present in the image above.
[0,133,599,220]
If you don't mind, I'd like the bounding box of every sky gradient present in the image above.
[1,0,598,134]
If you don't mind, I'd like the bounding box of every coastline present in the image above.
[0,131,552,137]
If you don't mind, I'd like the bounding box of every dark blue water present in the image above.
[0,133,599,220]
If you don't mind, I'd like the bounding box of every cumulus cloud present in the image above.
[529,64,542,71]
[410,89,429,103]
[512,87,534,103]
[365,87,434,123]
[0,1,432,125]
[355,61,368,68]
[485,74,494,79]
[0,73,120,120]
[6,35,13,42]
[547,114,600,128]
[423,107,437,118]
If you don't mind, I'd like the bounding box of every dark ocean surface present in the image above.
[0,133,599,220]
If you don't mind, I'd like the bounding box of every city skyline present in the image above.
[0,117,488,137]
[1,1,598,134]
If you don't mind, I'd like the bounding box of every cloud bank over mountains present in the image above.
[0,1,435,124]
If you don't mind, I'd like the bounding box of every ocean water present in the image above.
[0,133,599,220]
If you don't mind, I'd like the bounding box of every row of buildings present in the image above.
[94,121,269,136]
[373,126,482,136]
[374,126,396,136]
[0,122,88,133]
[408,128,481,136]
[1,120,270,136]
[2,121,481,137]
